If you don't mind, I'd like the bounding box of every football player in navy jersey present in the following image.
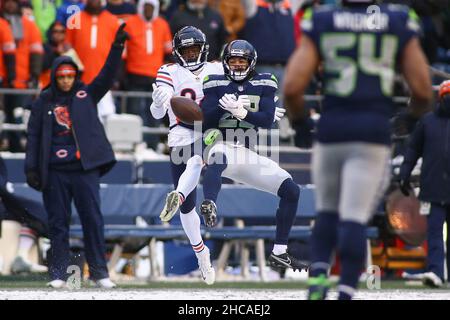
[200,40,307,271]
[283,0,433,299]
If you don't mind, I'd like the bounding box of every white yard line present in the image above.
[0,289,449,300]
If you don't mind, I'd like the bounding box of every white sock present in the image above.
[272,244,287,255]
[176,155,203,199]
[18,227,36,260]
[180,208,204,252]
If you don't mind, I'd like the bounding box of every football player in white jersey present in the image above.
[149,26,221,285]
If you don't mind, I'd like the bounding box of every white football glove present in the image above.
[274,107,286,122]
[219,94,250,120]
[152,83,172,109]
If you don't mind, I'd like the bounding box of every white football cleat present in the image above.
[160,191,182,222]
[11,256,48,274]
[422,272,443,288]
[47,279,66,289]
[95,278,117,289]
[196,246,215,285]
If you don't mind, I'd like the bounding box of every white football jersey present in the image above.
[155,62,224,147]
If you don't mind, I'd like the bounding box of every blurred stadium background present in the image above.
[0,0,449,298]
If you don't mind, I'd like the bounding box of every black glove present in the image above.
[292,117,314,149]
[399,178,412,197]
[26,170,42,191]
[112,23,129,48]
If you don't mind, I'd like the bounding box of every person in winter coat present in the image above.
[25,23,128,289]
[399,79,450,288]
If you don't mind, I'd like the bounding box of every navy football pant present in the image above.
[43,169,108,281]
[427,204,450,281]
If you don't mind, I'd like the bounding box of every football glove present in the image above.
[219,94,250,120]
[152,83,172,109]
[274,107,286,122]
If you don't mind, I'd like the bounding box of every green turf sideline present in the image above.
[0,276,448,290]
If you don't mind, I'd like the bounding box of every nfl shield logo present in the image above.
[238,85,244,92]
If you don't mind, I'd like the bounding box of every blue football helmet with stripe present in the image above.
[222,40,257,82]
[172,26,209,72]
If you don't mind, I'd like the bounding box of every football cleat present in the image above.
[196,246,215,285]
[47,279,66,289]
[422,272,443,288]
[307,274,331,300]
[160,191,183,222]
[94,278,117,289]
[268,251,309,271]
[11,256,48,274]
[200,199,218,227]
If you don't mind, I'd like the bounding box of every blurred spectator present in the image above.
[1,0,43,152]
[66,0,119,84]
[384,0,450,64]
[0,16,16,89]
[0,17,16,153]
[106,0,136,23]
[208,0,245,41]
[40,21,71,88]
[293,0,320,45]
[170,0,228,60]
[430,5,450,83]
[2,0,43,89]
[56,0,84,26]
[159,0,181,20]
[240,0,295,103]
[30,0,61,40]
[18,0,34,17]
[124,0,171,149]
[439,6,450,50]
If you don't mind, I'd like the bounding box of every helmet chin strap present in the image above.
[191,64,205,75]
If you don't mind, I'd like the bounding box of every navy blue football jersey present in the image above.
[302,4,421,145]
[201,73,277,146]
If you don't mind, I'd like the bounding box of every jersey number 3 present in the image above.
[180,88,197,101]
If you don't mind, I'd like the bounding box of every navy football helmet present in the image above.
[172,26,209,71]
[222,40,257,82]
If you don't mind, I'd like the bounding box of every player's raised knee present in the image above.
[186,154,203,167]
[278,178,300,201]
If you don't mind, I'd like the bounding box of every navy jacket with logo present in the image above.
[25,45,123,190]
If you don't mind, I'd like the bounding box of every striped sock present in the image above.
[192,240,205,254]
[18,227,37,259]
[338,284,356,300]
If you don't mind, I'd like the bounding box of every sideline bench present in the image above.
[13,183,380,280]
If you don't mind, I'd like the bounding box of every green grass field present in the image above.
[0,275,447,290]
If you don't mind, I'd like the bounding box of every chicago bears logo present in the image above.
[76,90,87,98]
[54,106,72,129]
[56,149,68,158]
